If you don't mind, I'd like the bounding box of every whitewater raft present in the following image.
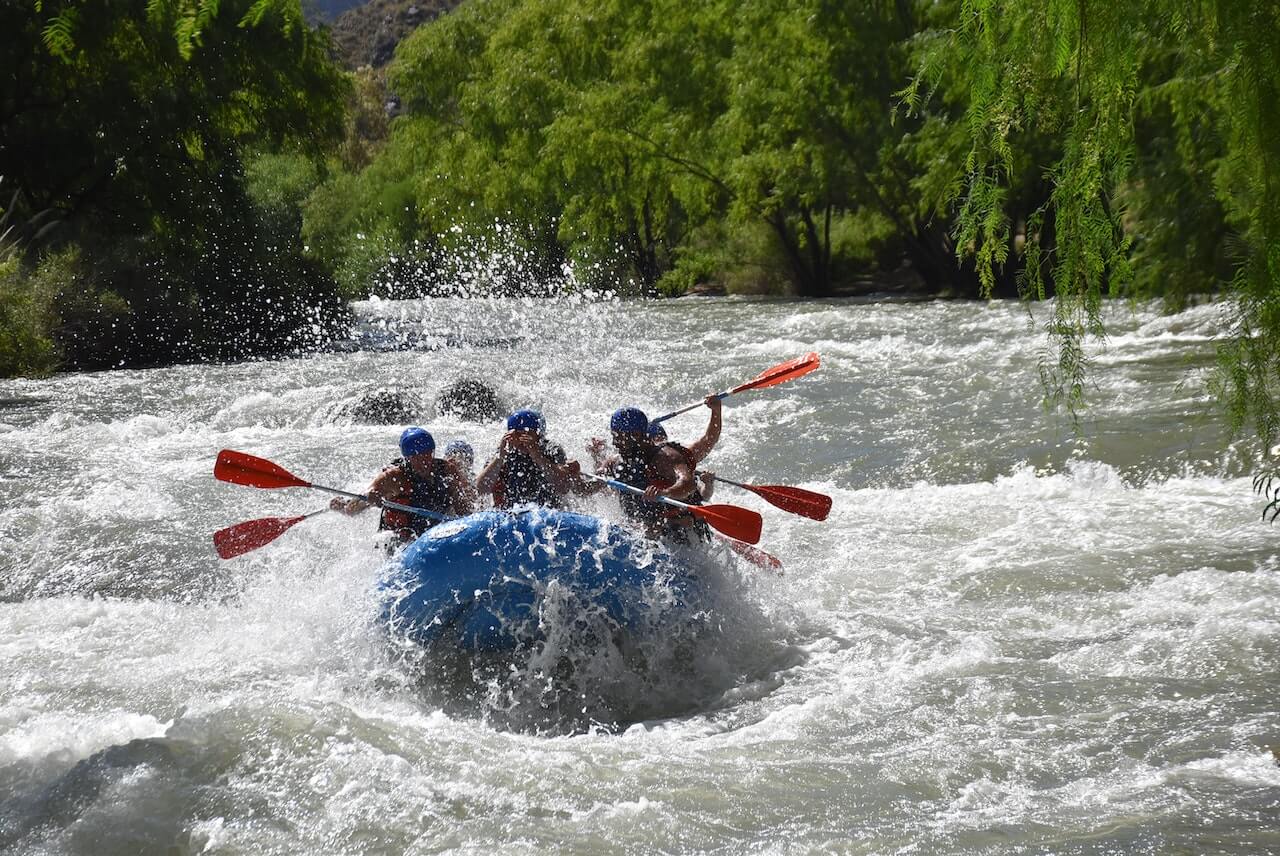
[379,508,701,652]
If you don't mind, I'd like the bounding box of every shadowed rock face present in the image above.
[303,0,366,22]
[329,0,462,69]
[434,377,504,423]
[336,388,423,425]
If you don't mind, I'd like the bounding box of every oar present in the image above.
[586,474,763,544]
[715,533,784,574]
[705,474,832,521]
[213,449,449,521]
[213,509,329,559]
[652,352,821,423]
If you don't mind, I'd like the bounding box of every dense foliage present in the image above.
[308,0,1013,299]
[300,0,1277,448]
[0,0,350,372]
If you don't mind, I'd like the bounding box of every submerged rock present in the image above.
[336,388,423,425]
[434,377,505,423]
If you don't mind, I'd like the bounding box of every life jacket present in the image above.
[614,442,708,542]
[378,457,453,541]
[493,439,566,509]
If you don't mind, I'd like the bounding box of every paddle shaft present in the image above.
[588,473,763,543]
[651,352,820,424]
[312,484,449,521]
[707,474,753,491]
[652,392,728,424]
[588,474,701,514]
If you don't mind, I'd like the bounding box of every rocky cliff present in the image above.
[329,0,461,69]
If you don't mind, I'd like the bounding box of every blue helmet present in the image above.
[507,408,544,433]
[647,421,668,441]
[399,426,435,458]
[444,439,474,464]
[444,438,473,456]
[610,407,649,433]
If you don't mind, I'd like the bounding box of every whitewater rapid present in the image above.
[1,295,1277,854]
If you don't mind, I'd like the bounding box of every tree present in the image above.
[906,0,1280,437]
[377,0,976,296]
[0,0,350,370]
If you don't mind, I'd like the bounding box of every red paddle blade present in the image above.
[690,503,763,544]
[213,515,307,559]
[747,484,832,521]
[719,536,784,574]
[215,449,312,490]
[730,352,820,395]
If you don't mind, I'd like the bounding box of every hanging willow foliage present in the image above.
[904,0,1280,444]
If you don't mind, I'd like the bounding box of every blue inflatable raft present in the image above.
[380,508,701,652]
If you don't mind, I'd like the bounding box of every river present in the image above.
[1,294,1277,854]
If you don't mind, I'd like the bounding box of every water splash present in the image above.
[379,511,782,734]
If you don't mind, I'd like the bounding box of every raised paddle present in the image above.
[214,449,450,521]
[587,474,764,544]
[213,509,329,559]
[651,352,821,423]
[705,474,832,521]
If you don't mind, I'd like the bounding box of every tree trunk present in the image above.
[768,210,831,297]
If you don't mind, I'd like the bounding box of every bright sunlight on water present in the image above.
[2,295,1277,854]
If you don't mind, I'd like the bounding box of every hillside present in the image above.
[303,0,365,22]
[329,0,461,69]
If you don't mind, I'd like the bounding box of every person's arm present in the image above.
[698,470,715,501]
[642,448,696,501]
[444,460,475,515]
[480,432,559,497]
[330,468,402,515]
[577,442,610,494]
[586,437,615,471]
[539,453,573,494]
[546,455,582,495]
[476,450,504,497]
[586,437,619,478]
[524,439,581,495]
[686,395,722,464]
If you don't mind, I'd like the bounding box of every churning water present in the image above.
[1,294,1277,854]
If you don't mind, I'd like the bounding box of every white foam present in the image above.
[0,710,169,770]
[0,295,1270,853]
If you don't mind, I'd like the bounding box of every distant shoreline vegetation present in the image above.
[2,0,1278,457]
